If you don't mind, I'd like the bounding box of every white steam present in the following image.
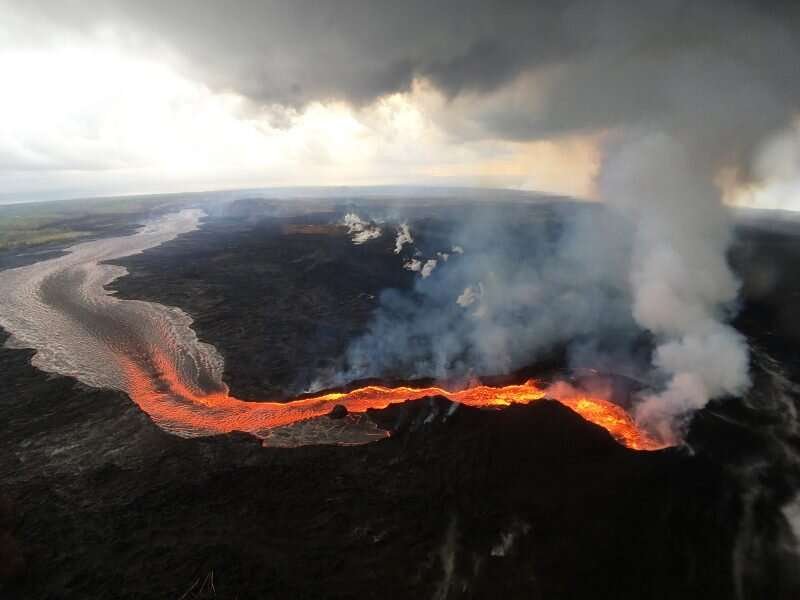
[420,259,438,278]
[405,258,438,278]
[340,203,638,383]
[342,213,382,244]
[456,284,482,308]
[396,223,441,279]
[601,132,751,441]
[394,223,413,253]
[403,258,422,272]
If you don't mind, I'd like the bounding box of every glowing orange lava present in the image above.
[118,347,663,451]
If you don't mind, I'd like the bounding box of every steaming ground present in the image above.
[3,1,800,596]
[1,196,800,596]
[2,202,623,444]
[112,197,800,597]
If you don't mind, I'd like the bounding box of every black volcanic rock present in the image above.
[368,394,459,434]
[107,212,415,400]
[0,495,24,583]
[0,325,745,599]
[7,208,800,598]
[329,404,348,419]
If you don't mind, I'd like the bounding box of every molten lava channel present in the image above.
[0,209,662,452]
[119,347,662,451]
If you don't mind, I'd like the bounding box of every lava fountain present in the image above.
[0,210,662,452]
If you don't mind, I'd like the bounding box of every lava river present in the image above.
[0,209,662,451]
[119,344,660,449]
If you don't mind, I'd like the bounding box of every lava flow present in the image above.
[0,209,662,452]
[119,347,663,451]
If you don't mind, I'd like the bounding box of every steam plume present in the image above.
[394,223,413,254]
[600,133,751,441]
[298,1,800,442]
[342,213,382,245]
[341,202,637,383]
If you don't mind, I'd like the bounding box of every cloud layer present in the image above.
[4,0,800,439]
[3,1,799,202]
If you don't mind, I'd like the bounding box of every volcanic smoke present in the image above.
[0,210,660,453]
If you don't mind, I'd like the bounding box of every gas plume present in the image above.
[342,213,382,244]
[600,133,751,441]
[335,2,800,442]
[341,202,638,385]
[394,223,414,253]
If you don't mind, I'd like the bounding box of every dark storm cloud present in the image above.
[15,1,800,153]
[17,0,561,105]
[12,0,800,439]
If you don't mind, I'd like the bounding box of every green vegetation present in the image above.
[0,228,89,249]
[0,193,194,250]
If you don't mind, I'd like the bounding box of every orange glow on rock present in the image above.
[118,348,663,451]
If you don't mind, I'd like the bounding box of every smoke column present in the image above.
[600,133,750,442]
[339,3,800,443]
[586,6,800,441]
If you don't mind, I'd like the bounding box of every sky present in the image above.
[1,0,799,207]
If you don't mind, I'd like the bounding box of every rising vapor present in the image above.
[394,223,413,253]
[9,0,800,439]
[601,133,751,441]
[342,213,382,245]
[332,1,800,440]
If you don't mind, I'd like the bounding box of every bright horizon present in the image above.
[2,2,799,210]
